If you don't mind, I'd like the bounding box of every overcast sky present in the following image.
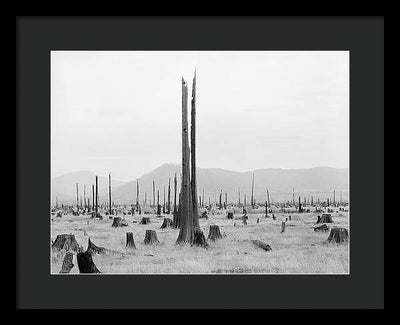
[51,51,349,182]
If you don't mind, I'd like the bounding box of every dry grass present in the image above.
[51,210,349,274]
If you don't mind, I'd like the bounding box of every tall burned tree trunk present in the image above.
[163,186,166,214]
[167,178,171,214]
[173,173,177,221]
[152,180,155,208]
[265,200,268,217]
[76,183,79,211]
[136,179,140,211]
[238,188,241,206]
[173,191,181,229]
[219,190,222,209]
[292,187,295,206]
[298,196,302,213]
[92,184,95,211]
[83,185,86,210]
[176,77,194,244]
[109,173,112,215]
[157,190,161,215]
[251,172,255,208]
[95,176,98,215]
[190,70,200,231]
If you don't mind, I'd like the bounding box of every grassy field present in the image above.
[51,210,349,274]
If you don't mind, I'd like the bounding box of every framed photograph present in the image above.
[16,16,386,309]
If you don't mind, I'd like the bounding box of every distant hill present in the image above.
[111,164,349,205]
[51,170,126,205]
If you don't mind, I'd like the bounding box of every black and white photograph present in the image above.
[50,50,349,274]
[16,16,386,309]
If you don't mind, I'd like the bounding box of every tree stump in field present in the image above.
[318,214,333,223]
[314,224,329,232]
[257,218,259,224]
[281,221,286,233]
[272,214,276,220]
[289,215,291,221]
[91,212,102,219]
[192,229,209,248]
[77,250,101,273]
[160,218,172,229]
[126,232,136,249]
[87,238,107,254]
[52,234,80,252]
[200,211,208,219]
[252,240,272,251]
[143,230,160,245]
[327,228,349,243]
[59,252,74,274]
[112,217,128,227]
[208,225,223,241]
[226,212,234,219]
[139,217,151,225]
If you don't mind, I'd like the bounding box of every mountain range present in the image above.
[52,164,349,205]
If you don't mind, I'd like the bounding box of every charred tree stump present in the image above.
[252,240,272,251]
[126,232,136,249]
[144,230,160,245]
[59,252,74,274]
[226,212,234,219]
[52,234,80,252]
[111,217,128,227]
[139,217,151,225]
[272,214,276,220]
[281,221,286,233]
[327,228,349,243]
[87,238,107,254]
[192,229,209,248]
[200,211,208,219]
[257,218,260,224]
[318,214,333,223]
[314,224,329,232]
[207,225,223,241]
[160,218,173,229]
[77,250,101,273]
[289,215,291,221]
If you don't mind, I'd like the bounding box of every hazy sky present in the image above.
[51,51,349,182]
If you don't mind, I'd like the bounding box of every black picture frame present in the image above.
[16,16,386,309]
